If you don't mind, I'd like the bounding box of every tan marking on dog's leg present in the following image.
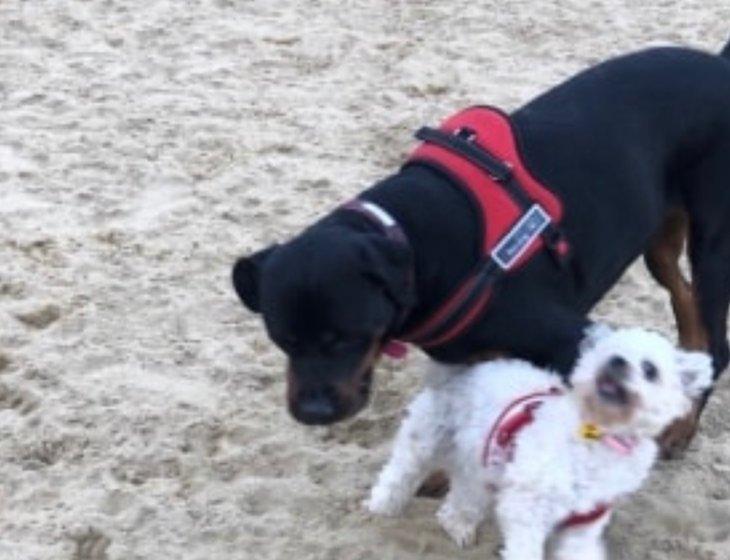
[645,209,709,351]
[645,209,708,457]
[657,399,703,460]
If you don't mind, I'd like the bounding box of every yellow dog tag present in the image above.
[580,423,603,440]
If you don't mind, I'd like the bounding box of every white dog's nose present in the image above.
[604,356,629,380]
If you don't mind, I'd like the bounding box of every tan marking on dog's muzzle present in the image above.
[581,389,641,427]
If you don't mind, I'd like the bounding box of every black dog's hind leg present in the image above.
[689,238,730,381]
[658,146,730,457]
[686,147,730,379]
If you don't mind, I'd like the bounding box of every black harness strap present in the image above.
[415,126,513,182]
[415,126,570,267]
[400,123,571,347]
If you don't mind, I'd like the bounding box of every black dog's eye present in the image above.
[320,331,346,352]
[321,331,360,354]
[321,331,338,346]
[642,360,659,382]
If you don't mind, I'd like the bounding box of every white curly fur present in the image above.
[366,327,713,559]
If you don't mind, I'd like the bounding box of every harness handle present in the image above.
[415,126,513,183]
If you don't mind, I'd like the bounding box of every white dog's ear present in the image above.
[675,350,713,398]
[579,322,614,353]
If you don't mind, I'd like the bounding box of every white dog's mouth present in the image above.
[596,374,629,406]
[580,373,639,428]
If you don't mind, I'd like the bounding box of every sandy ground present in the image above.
[0,1,729,559]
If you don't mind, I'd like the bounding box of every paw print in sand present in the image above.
[14,303,61,329]
[70,527,111,560]
[0,382,39,415]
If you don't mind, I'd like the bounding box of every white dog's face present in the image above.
[571,328,713,437]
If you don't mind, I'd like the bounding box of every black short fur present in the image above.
[234,43,730,425]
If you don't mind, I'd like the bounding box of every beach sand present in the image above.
[0,1,728,558]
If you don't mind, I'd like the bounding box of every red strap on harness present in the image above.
[482,387,562,466]
[398,106,568,348]
[403,269,494,346]
[558,503,612,530]
[412,107,564,254]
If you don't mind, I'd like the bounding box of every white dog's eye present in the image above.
[642,360,659,382]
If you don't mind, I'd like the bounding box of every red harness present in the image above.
[482,388,561,466]
[482,388,612,531]
[344,107,570,354]
[396,106,569,349]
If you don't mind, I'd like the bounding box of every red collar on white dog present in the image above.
[579,423,639,455]
[483,391,640,465]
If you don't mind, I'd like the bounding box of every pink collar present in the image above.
[382,340,409,359]
[580,422,638,455]
[600,434,638,456]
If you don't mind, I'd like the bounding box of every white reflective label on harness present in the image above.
[491,205,551,270]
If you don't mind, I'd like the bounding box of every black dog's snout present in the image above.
[293,387,340,425]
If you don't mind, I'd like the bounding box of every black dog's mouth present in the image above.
[325,367,373,423]
[288,366,374,426]
[597,375,629,405]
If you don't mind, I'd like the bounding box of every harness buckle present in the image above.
[454,127,477,143]
[542,223,572,267]
[453,126,514,182]
[490,161,513,183]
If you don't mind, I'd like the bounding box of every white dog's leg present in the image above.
[551,513,611,560]
[366,390,445,516]
[496,490,551,560]
[436,465,490,548]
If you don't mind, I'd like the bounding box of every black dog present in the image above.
[233,43,730,454]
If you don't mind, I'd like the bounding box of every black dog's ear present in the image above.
[359,235,413,308]
[232,245,278,313]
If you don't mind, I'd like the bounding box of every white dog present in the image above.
[366,328,713,560]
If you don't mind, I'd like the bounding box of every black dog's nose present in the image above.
[293,388,339,425]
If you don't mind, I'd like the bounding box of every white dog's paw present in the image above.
[554,545,606,560]
[364,486,406,517]
[437,507,478,548]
